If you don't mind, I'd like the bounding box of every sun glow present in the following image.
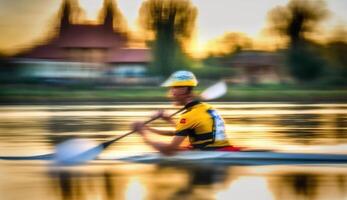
[78,0,103,21]
[125,177,147,200]
[216,177,274,200]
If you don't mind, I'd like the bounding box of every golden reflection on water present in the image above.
[2,162,347,200]
[216,176,274,200]
[0,103,347,156]
[125,177,147,199]
[1,103,347,200]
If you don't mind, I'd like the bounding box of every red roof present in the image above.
[16,0,150,64]
[107,48,152,63]
[58,25,127,48]
[19,44,64,60]
[18,24,151,63]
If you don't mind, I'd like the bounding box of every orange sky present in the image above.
[0,0,346,57]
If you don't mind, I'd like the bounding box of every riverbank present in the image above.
[1,84,347,104]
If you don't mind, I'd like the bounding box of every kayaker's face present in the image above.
[168,86,190,105]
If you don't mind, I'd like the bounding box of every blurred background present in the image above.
[0,0,346,103]
[1,1,347,200]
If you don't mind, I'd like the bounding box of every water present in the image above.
[1,103,347,200]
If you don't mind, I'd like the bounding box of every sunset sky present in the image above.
[0,0,346,56]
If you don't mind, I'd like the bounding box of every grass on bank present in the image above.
[0,83,347,103]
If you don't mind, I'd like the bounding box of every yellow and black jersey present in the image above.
[175,100,230,149]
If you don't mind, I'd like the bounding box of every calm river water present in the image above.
[0,103,347,200]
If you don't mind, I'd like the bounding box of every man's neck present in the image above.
[184,101,200,110]
[183,96,195,105]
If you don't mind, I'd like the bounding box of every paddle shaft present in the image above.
[101,107,185,149]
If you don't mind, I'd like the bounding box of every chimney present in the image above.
[102,0,114,30]
[60,0,71,33]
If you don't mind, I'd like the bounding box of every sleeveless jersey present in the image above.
[175,101,230,149]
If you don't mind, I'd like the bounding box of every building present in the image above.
[15,0,151,83]
[227,51,290,84]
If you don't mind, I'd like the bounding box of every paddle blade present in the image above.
[54,138,103,165]
[200,81,228,100]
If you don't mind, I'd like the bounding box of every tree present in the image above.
[266,0,330,82]
[324,39,347,85]
[138,0,197,76]
[286,44,325,81]
[205,32,252,57]
[266,0,329,45]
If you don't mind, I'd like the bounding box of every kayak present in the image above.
[1,151,347,165]
[0,153,54,161]
[111,150,347,165]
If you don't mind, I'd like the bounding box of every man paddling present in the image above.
[132,70,240,155]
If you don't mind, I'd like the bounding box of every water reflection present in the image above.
[269,171,347,200]
[52,170,123,200]
[218,103,347,150]
[169,165,230,199]
[49,165,231,200]
[216,176,274,200]
[1,103,347,200]
[0,103,347,155]
[45,164,347,200]
[47,116,117,144]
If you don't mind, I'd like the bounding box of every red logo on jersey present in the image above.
[180,118,186,124]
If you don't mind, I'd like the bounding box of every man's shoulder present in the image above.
[182,102,211,116]
[195,102,212,110]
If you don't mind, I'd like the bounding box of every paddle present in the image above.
[54,81,228,165]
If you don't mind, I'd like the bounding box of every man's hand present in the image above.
[132,121,147,134]
[152,110,171,121]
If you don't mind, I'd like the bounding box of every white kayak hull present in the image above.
[112,151,347,165]
[2,151,347,165]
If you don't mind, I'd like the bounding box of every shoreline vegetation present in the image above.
[1,84,347,105]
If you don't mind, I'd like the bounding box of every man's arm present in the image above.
[145,126,175,136]
[142,134,186,156]
[133,121,185,155]
[144,110,177,136]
